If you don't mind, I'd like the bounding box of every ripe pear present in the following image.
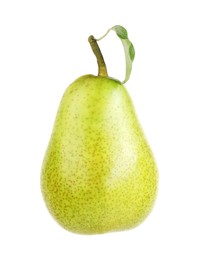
[41,31,158,234]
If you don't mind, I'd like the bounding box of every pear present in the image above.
[41,28,158,235]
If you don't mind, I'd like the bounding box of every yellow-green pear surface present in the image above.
[41,26,158,234]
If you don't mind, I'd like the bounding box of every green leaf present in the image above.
[97,25,135,84]
[113,25,128,39]
[129,43,135,61]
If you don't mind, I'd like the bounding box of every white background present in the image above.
[0,0,199,259]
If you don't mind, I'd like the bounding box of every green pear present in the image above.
[41,28,158,235]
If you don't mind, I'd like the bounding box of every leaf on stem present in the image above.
[97,25,135,84]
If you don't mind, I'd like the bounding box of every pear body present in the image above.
[41,75,158,234]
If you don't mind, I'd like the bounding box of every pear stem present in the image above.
[88,35,108,77]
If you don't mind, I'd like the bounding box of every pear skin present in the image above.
[41,75,158,234]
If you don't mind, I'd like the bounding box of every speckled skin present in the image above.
[41,75,158,234]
